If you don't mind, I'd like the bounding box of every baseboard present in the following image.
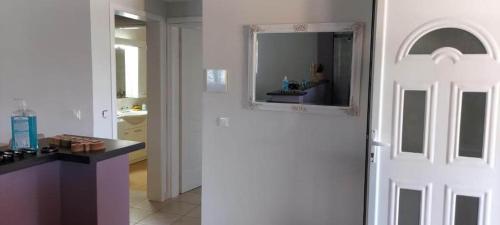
[129,156,147,164]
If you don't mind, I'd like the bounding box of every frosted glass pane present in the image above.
[398,189,422,225]
[455,195,480,225]
[459,92,486,158]
[410,28,487,54]
[402,91,427,153]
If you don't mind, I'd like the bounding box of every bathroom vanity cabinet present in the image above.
[118,116,147,163]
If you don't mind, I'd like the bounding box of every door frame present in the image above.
[166,17,203,198]
[366,0,387,224]
[109,4,169,201]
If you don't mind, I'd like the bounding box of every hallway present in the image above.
[129,161,201,225]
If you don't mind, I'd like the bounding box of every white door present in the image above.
[369,0,500,225]
[180,26,203,193]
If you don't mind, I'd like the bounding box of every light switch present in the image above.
[205,69,228,93]
[73,109,82,120]
[217,117,230,127]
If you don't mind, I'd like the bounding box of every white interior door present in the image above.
[180,26,203,193]
[369,1,500,225]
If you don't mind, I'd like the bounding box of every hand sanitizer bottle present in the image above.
[281,76,289,91]
[11,99,38,151]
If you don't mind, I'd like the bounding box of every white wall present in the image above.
[90,0,168,139]
[116,27,147,41]
[0,0,94,143]
[90,0,114,138]
[0,0,167,144]
[166,0,202,18]
[202,0,372,225]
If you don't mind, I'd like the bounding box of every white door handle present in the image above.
[102,110,109,119]
[369,129,390,163]
[370,129,391,148]
[370,141,391,163]
[370,130,391,163]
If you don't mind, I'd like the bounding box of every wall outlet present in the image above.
[217,117,230,127]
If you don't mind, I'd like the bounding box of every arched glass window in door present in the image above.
[409,28,487,54]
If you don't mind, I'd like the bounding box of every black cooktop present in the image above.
[0,137,144,175]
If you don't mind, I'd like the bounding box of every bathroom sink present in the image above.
[118,110,147,117]
[117,111,148,124]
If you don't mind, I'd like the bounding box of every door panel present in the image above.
[370,0,500,225]
[444,187,491,225]
[180,27,203,193]
[447,83,497,167]
[454,195,480,225]
[400,90,427,154]
[457,92,486,158]
[397,189,422,225]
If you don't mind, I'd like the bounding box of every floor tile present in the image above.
[184,206,201,218]
[171,216,201,225]
[160,201,198,215]
[132,199,169,212]
[173,192,201,205]
[130,190,148,206]
[190,187,201,195]
[129,160,200,225]
[130,160,148,192]
[136,212,182,225]
[130,207,154,224]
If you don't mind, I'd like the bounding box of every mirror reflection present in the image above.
[116,44,140,98]
[255,32,354,106]
[115,15,147,99]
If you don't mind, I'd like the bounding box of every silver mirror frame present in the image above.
[247,22,365,115]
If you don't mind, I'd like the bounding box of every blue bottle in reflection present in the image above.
[282,76,289,91]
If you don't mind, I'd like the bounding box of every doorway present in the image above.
[166,17,203,197]
[112,12,151,223]
[109,6,168,224]
[115,17,203,225]
[113,14,150,193]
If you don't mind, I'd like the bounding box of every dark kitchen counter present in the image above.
[0,137,145,175]
[266,90,307,96]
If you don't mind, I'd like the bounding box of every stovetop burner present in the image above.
[0,151,15,162]
[41,146,58,154]
[0,146,59,164]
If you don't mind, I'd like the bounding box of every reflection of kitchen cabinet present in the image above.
[118,119,147,164]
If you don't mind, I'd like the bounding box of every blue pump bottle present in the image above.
[11,99,38,151]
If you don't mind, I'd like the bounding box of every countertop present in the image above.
[0,137,145,175]
[117,110,148,118]
[266,80,330,96]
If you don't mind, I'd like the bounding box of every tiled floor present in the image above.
[129,160,201,225]
[130,160,148,192]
